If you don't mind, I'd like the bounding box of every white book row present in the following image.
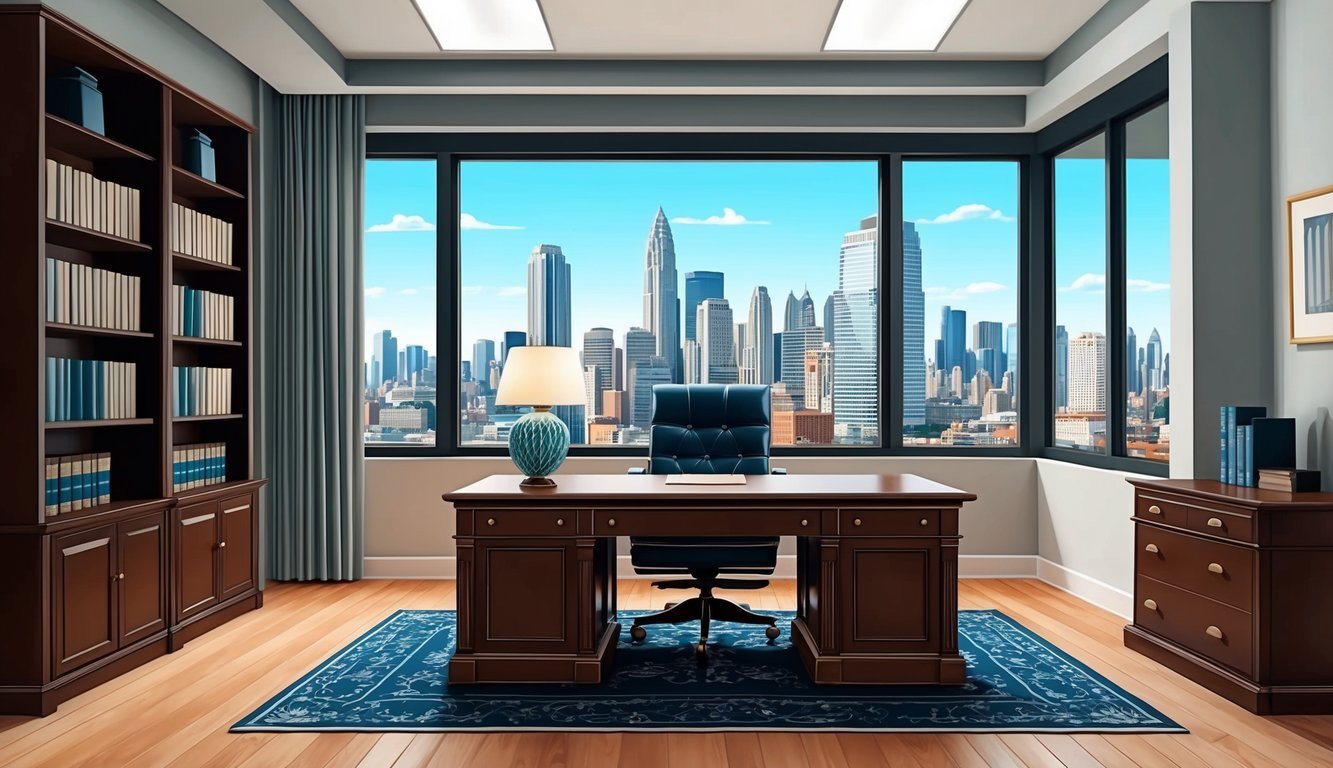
[171,202,234,266]
[172,285,235,341]
[44,159,142,241]
[46,258,141,332]
[173,366,234,417]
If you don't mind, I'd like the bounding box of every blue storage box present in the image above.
[183,129,217,182]
[47,67,105,135]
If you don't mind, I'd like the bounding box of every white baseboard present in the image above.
[364,556,456,579]
[1036,557,1133,619]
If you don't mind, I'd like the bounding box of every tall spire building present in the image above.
[833,214,880,443]
[527,244,571,346]
[642,207,680,382]
[902,222,925,426]
[743,286,774,385]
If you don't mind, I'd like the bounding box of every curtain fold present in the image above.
[265,94,365,581]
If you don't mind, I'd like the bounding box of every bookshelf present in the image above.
[0,7,265,716]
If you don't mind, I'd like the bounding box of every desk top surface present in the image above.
[444,473,976,503]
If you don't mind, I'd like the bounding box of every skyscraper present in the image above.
[683,270,724,342]
[1055,325,1069,409]
[697,298,739,384]
[798,289,817,328]
[582,327,614,415]
[406,344,428,386]
[1069,332,1107,412]
[783,291,800,332]
[781,326,824,409]
[939,306,967,376]
[1145,328,1163,391]
[743,286,774,385]
[470,340,494,391]
[527,244,571,346]
[1005,322,1019,402]
[823,294,835,344]
[973,321,1004,384]
[772,333,783,381]
[1126,327,1139,394]
[629,356,672,427]
[624,327,657,425]
[372,330,397,387]
[833,214,879,442]
[804,345,834,414]
[397,350,406,384]
[902,222,925,426]
[501,330,527,368]
[642,208,679,382]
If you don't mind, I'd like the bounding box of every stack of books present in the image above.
[172,285,234,340]
[46,258,141,331]
[44,452,110,516]
[1257,468,1322,492]
[172,366,233,416]
[170,202,233,265]
[172,442,226,492]
[45,358,138,421]
[44,159,141,240]
[1219,406,1296,487]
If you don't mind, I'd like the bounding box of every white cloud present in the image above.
[497,286,526,297]
[915,204,1015,225]
[923,282,1008,300]
[671,207,770,226]
[366,214,435,233]
[461,212,523,231]
[462,285,485,296]
[399,288,419,296]
[365,286,387,299]
[1059,273,1106,292]
[1128,278,1170,292]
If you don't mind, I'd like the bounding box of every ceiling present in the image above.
[287,0,1110,59]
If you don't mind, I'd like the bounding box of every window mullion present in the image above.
[1107,120,1128,457]
[884,155,904,452]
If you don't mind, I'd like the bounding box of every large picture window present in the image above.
[457,160,880,447]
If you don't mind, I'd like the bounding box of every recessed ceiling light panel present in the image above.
[823,0,969,52]
[414,0,554,51]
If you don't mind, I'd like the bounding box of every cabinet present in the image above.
[171,485,261,643]
[1125,479,1333,714]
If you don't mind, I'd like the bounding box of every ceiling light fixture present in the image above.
[413,0,554,52]
[823,0,969,52]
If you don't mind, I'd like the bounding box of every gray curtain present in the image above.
[264,94,365,581]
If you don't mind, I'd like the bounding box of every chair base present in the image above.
[628,571,780,663]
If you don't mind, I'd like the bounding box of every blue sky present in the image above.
[364,157,1169,368]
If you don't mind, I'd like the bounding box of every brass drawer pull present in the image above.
[1143,599,1158,611]
[487,518,496,526]
[1208,562,1225,574]
[920,518,929,526]
[556,518,565,526]
[853,518,862,526]
[1147,505,1162,515]
[1207,517,1224,528]
[801,519,809,527]
[1206,625,1224,640]
[1144,543,1159,554]
[607,518,616,527]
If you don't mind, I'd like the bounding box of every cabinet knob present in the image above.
[919,518,929,526]
[487,518,496,526]
[800,519,809,527]
[607,518,616,527]
[217,541,227,549]
[1147,505,1162,515]
[853,518,862,527]
[1208,562,1225,574]
[1143,598,1158,611]
[556,518,565,526]
[1144,543,1159,554]
[113,572,125,582]
[1206,625,1224,640]
[1206,517,1224,528]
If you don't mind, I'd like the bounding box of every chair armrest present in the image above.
[771,467,788,475]
[628,467,647,475]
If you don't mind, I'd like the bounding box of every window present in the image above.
[456,160,880,447]
[363,158,438,448]
[903,160,1021,447]
[1052,133,1108,453]
[1124,103,1170,461]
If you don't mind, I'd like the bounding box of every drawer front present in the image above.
[839,510,939,536]
[1135,576,1253,676]
[1134,494,1188,528]
[590,508,817,536]
[1185,508,1254,544]
[474,509,575,536]
[1135,525,1254,611]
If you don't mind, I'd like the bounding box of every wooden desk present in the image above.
[442,473,976,686]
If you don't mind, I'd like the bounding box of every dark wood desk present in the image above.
[442,473,976,686]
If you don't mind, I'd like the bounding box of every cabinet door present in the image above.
[118,511,166,646]
[175,501,219,623]
[218,493,255,600]
[52,525,118,677]
[838,538,940,654]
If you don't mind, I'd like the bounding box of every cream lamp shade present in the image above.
[494,346,587,407]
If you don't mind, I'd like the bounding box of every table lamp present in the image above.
[494,346,587,487]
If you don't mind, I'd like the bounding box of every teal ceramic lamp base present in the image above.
[508,407,571,487]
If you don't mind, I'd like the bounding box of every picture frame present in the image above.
[1287,185,1333,344]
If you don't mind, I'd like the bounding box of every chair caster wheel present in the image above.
[765,625,780,641]
[630,625,646,642]
[694,642,707,663]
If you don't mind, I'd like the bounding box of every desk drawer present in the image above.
[839,510,939,536]
[472,509,574,535]
[590,508,816,536]
[1136,525,1254,611]
[1134,494,1188,528]
[1185,507,1254,544]
[1136,576,1253,676]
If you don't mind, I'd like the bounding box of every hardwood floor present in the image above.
[2,578,1331,767]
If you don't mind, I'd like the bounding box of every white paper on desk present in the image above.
[664,474,747,485]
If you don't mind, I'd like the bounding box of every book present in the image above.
[1221,406,1267,485]
[1249,417,1296,487]
[1258,468,1322,492]
[1237,425,1250,487]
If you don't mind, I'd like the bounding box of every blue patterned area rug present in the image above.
[232,609,1184,733]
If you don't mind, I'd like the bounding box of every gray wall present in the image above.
[1272,0,1333,486]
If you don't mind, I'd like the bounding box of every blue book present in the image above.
[184,289,194,337]
[98,454,110,504]
[46,358,56,421]
[58,459,72,513]
[70,360,83,421]
[1237,426,1251,487]
[1227,407,1268,485]
[82,360,96,420]
[94,360,105,420]
[1220,406,1231,484]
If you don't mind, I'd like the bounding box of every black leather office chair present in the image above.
[627,383,783,662]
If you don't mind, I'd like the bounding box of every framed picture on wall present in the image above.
[1288,185,1333,344]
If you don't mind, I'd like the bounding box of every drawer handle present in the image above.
[556,518,565,526]
[801,519,809,527]
[1143,599,1158,611]
[607,518,616,527]
[1144,543,1159,554]
[920,518,929,526]
[487,518,496,527]
[1147,505,1162,515]
[1206,625,1224,640]
[113,572,125,582]
[217,541,227,549]
[854,518,862,527]
[1207,517,1224,528]
[1208,562,1225,574]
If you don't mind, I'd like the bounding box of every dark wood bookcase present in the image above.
[0,6,266,716]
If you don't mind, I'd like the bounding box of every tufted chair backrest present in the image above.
[647,384,771,475]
